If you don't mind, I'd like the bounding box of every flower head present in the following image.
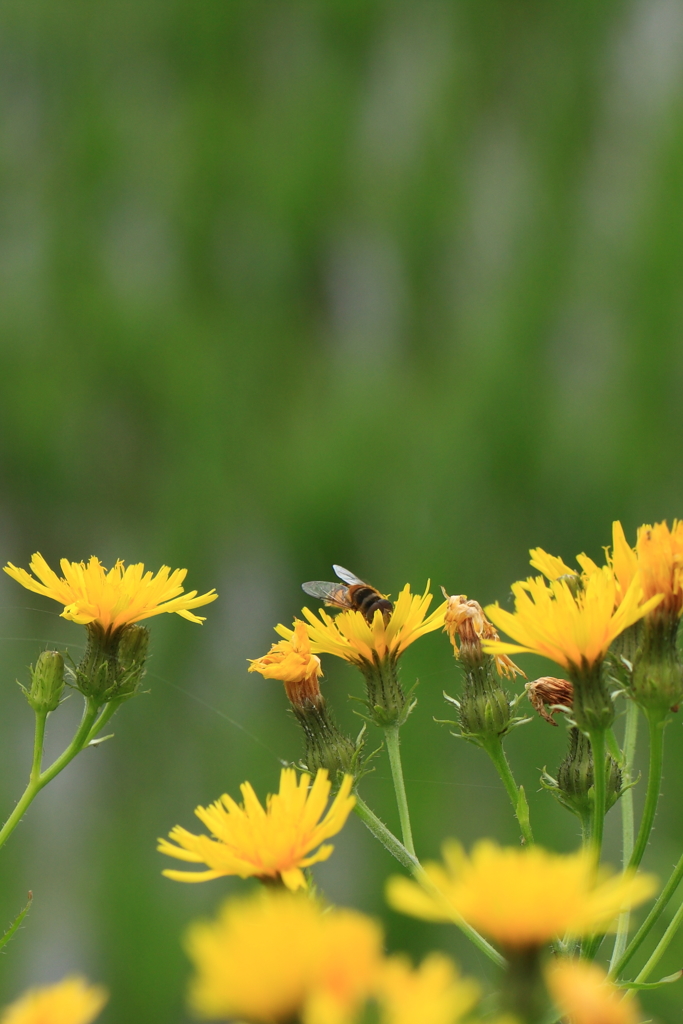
[159,767,355,891]
[546,959,641,1024]
[525,676,573,725]
[442,592,523,679]
[0,976,108,1024]
[483,568,661,672]
[386,840,656,950]
[249,620,323,707]
[288,583,445,667]
[185,889,383,1024]
[633,519,683,619]
[4,554,217,631]
[377,953,480,1024]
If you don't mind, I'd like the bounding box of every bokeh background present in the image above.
[0,0,683,1019]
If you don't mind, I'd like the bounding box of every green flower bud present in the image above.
[542,727,622,821]
[359,656,414,727]
[115,625,150,698]
[75,623,150,703]
[445,658,528,748]
[24,651,65,713]
[293,698,359,777]
[631,616,683,715]
[570,660,615,732]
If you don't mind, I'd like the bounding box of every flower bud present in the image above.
[542,727,622,821]
[359,656,414,727]
[114,625,150,698]
[293,699,359,776]
[631,616,683,716]
[24,650,65,713]
[75,622,149,703]
[570,660,615,732]
[445,658,528,748]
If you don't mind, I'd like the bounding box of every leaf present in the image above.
[620,970,683,990]
[0,892,33,952]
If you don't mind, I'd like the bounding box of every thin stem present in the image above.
[383,723,415,857]
[30,710,48,783]
[0,697,100,852]
[38,698,100,788]
[588,728,607,859]
[353,794,505,969]
[579,728,609,961]
[626,896,683,994]
[483,737,534,845]
[84,698,123,746]
[628,709,665,871]
[610,699,639,973]
[609,849,683,980]
[353,795,418,872]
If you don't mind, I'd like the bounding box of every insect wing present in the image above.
[333,564,367,586]
[301,580,352,609]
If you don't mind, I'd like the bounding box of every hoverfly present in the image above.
[302,565,393,625]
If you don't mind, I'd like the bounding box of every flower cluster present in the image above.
[185,887,480,1024]
[1,535,673,1024]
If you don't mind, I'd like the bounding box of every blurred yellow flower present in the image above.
[376,952,480,1024]
[546,959,641,1024]
[248,619,324,707]
[4,553,217,630]
[0,976,108,1024]
[386,840,656,950]
[159,767,354,890]
[185,889,383,1023]
[283,583,445,667]
[483,568,661,671]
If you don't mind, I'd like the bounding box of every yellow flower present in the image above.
[483,568,661,671]
[248,620,324,707]
[0,976,108,1024]
[4,553,217,631]
[634,519,683,618]
[283,583,445,667]
[546,959,642,1024]
[377,953,480,1024]
[159,767,355,891]
[185,889,383,1023]
[441,591,524,679]
[386,840,656,950]
[529,548,578,581]
[606,522,639,606]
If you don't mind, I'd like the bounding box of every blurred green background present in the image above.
[1,0,683,1019]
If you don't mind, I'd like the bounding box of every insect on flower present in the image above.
[302,565,393,625]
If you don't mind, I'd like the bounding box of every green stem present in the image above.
[30,710,48,783]
[84,698,123,746]
[609,849,683,980]
[605,726,623,763]
[0,698,100,851]
[353,795,505,969]
[353,795,418,872]
[626,896,683,993]
[483,737,534,845]
[628,709,666,871]
[588,728,607,859]
[383,723,415,857]
[610,698,639,973]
